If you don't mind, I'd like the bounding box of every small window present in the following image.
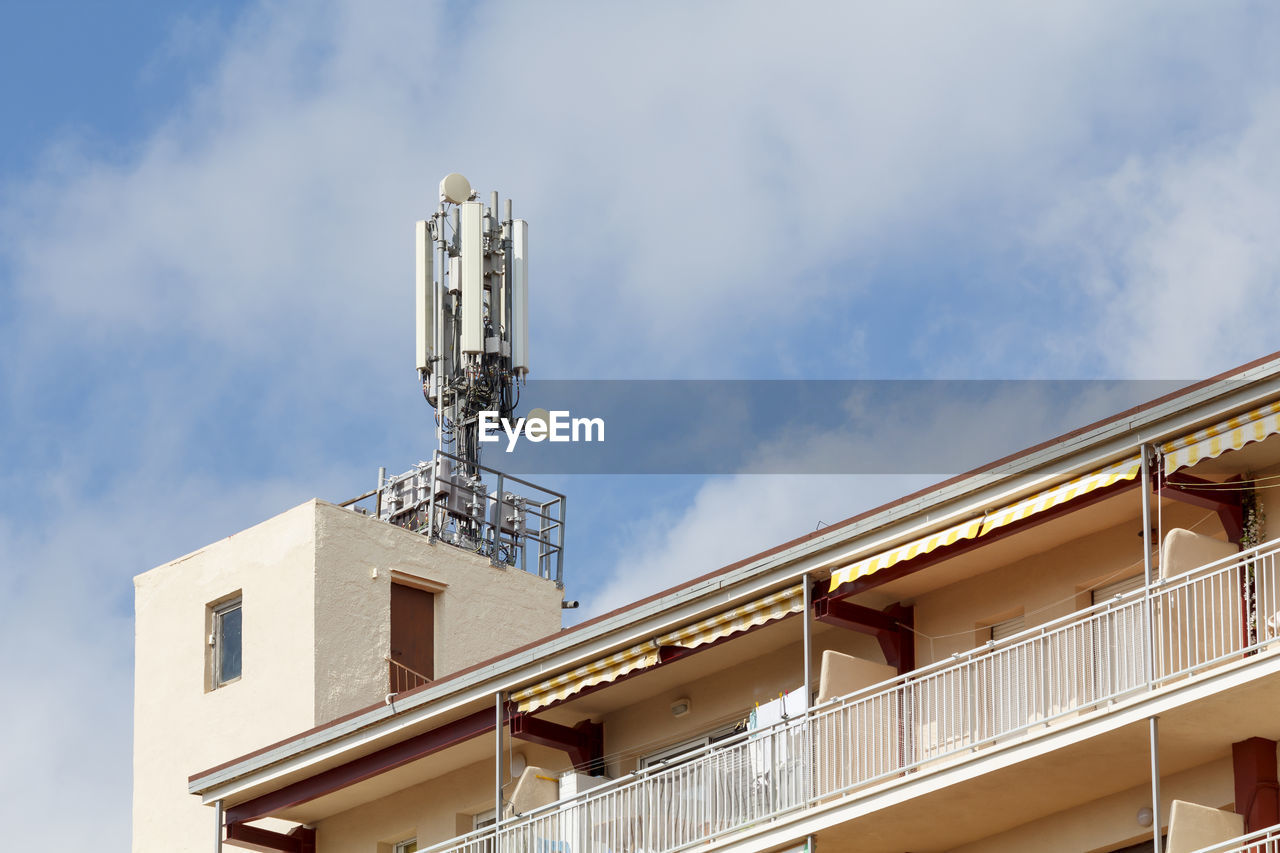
[989,615,1025,643]
[1092,574,1145,605]
[471,809,497,853]
[393,840,418,853]
[640,724,742,769]
[211,597,242,687]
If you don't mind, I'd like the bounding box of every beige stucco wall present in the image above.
[1165,800,1244,853]
[817,650,899,704]
[133,501,320,853]
[312,502,563,721]
[134,499,564,853]
[947,756,1235,853]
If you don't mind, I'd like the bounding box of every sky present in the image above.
[4,1,1280,847]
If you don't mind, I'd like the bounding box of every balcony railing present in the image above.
[387,656,432,695]
[1193,823,1280,852]
[427,537,1280,853]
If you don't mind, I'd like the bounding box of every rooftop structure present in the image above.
[132,348,1280,853]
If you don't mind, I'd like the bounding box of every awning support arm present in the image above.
[510,713,605,776]
[812,595,915,674]
[224,823,315,853]
[1158,473,1244,543]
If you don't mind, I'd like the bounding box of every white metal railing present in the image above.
[426,538,1280,853]
[1192,822,1280,852]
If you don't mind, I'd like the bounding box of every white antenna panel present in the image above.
[414,220,434,372]
[459,201,484,354]
[511,219,529,375]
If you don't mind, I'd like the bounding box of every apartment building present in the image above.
[136,353,1280,853]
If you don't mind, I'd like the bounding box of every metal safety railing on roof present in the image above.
[425,536,1280,853]
[342,449,567,587]
[1191,823,1280,853]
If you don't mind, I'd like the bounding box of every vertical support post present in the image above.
[1149,716,1163,853]
[556,496,566,588]
[214,800,223,853]
[492,473,505,567]
[376,466,385,519]
[803,575,813,708]
[427,451,439,542]
[495,691,505,833]
[803,574,814,807]
[1141,445,1156,688]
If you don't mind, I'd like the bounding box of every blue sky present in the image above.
[5,1,1280,847]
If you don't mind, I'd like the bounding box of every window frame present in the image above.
[392,839,418,853]
[210,595,243,689]
[989,613,1026,643]
[639,723,742,769]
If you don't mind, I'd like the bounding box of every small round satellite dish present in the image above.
[525,407,550,431]
[439,173,472,205]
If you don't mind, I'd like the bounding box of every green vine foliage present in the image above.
[1239,473,1265,550]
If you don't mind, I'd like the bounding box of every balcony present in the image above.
[425,537,1280,853]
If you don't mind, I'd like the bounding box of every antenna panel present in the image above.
[459,201,484,354]
[414,220,434,372]
[511,219,529,375]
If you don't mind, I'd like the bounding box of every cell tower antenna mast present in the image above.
[360,175,557,581]
[415,173,530,478]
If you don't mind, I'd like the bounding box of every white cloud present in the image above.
[1036,96,1280,378]
[5,2,1280,848]
[10,1,1268,379]
[585,473,935,618]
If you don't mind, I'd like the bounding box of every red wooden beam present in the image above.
[225,708,494,826]
[1161,473,1244,543]
[225,822,306,853]
[812,598,898,635]
[290,827,316,853]
[828,475,1138,599]
[813,597,914,673]
[510,714,604,775]
[1233,736,1279,832]
[882,603,915,673]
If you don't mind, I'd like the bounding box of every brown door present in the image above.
[390,583,434,690]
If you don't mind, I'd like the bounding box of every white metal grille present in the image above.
[425,538,1280,853]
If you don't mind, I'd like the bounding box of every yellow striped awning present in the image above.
[512,642,660,713]
[656,585,804,650]
[978,455,1142,537]
[510,587,809,713]
[827,455,1143,594]
[1161,400,1280,473]
[828,516,983,593]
